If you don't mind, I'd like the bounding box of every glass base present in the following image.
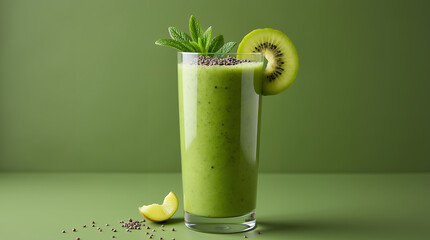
[184,210,256,233]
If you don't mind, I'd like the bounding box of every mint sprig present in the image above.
[155,15,237,53]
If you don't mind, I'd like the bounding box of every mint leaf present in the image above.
[198,37,205,53]
[189,15,203,42]
[190,41,203,52]
[168,27,192,42]
[184,41,200,52]
[217,42,237,53]
[203,26,212,52]
[155,39,192,52]
[208,35,224,53]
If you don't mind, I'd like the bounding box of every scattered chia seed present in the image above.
[146,226,150,229]
[146,232,149,235]
[172,238,175,240]
[121,220,142,229]
[113,229,117,232]
[257,231,261,234]
[129,218,133,222]
[76,238,80,240]
[106,223,109,226]
[243,235,248,238]
[92,221,95,224]
[159,238,163,240]
[126,229,130,232]
[152,229,155,232]
[142,219,146,222]
[161,225,164,227]
[82,225,86,228]
[92,224,95,227]
[171,228,175,231]
[61,230,66,233]
[112,236,115,238]
[120,220,124,223]
[97,227,100,230]
[162,229,165,231]
[193,56,251,66]
[72,228,77,232]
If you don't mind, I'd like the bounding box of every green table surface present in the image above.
[0,173,429,240]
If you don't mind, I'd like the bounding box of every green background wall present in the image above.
[0,0,429,172]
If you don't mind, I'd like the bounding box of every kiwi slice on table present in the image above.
[237,28,299,95]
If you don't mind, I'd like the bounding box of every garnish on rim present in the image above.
[155,15,237,53]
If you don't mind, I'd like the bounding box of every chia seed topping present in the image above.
[194,56,251,66]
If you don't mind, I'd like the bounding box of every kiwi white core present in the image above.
[263,49,278,74]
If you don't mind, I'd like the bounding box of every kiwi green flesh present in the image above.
[237,28,299,95]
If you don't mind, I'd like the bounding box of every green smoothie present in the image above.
[178,61,264,218]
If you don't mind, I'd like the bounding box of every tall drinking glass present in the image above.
[178,53,264,233]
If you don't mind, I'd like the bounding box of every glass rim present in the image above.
[178,52,263,55]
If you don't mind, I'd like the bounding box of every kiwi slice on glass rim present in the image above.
[238,28,299,95]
